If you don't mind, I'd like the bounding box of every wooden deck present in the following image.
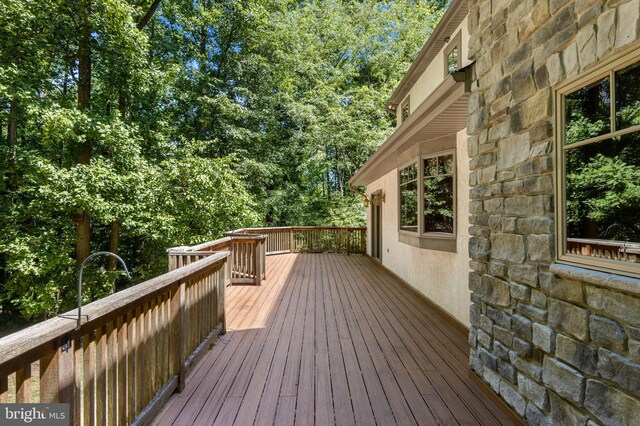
[153,254,520,425]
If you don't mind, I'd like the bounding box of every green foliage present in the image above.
[0,0,445,321]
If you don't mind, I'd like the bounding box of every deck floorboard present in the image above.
[153,254,522,426]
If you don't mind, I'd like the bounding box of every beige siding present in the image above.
[397,17,471,124]
[366,129,471,326]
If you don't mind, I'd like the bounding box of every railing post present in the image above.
[40,337,76,414]
[170,281,186,391]
[218,262,226,334]
[289,228,294,253]
[168,253,177,272]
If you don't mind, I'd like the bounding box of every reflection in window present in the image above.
[447,46,459,74]
[423,154,454,234]
[401,99,410,123]
[400,163,418,232]
[563,58,640,265]
[615,61,640,130]
[565,77,610,144]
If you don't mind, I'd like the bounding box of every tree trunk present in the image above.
[108,221,120,292]
[107,89,127,288]
[75,0,93,266]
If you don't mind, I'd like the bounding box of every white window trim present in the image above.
[554,42,640,279]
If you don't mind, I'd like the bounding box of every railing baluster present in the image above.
[96,326,107,424]
[15,363,31,403]
[116,316,127,425]
[0,373,7,403]
[107,321,116,426]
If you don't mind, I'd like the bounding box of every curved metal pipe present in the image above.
[77,251,132,330]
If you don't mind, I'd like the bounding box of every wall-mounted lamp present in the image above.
[372,192,385,206]
[351,185,370,207]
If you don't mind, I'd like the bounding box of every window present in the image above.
[399,151,456,238]
[556,49,640,277]
[423,153,454,234]
[447,47,459,74]
[399,162,418,232]
[444,31,462,76]
[401,97,410,123]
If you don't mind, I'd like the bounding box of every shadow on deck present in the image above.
[153,253,521,425]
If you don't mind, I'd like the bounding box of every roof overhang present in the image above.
[351,68,471,187]
[387,0,469,112]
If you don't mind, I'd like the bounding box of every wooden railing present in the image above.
[0,253,228,425]
[167,227,365,283]
[231,226,367,255]
[567,238,640,263]
[167,234,267,285]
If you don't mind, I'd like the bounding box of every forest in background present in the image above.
[0,0,446,323]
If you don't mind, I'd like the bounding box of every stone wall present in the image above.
[466,0,640,424]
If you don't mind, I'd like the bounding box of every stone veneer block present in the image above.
[597,8,616,58]
[496,133,530,171]
[585,285,640,326]
[533,323,555,353]
[556,334,597,376]
[585,380,640,426]
[548,298,590,341]
[589,315,627,353]
[510,351,543,381]
[527,234,554,263]
[549,391,590,425]
[597,349,640,395]
[490,233,526,263]
[481,275,511,307]
[616,0,640,48]
[542,357,585,404]
[518,373,549,410]
[500,381,527,415]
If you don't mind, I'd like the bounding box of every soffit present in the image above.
[350,72,469,187]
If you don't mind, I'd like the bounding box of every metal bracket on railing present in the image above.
[77,251,132,330]
[61,333,72,353]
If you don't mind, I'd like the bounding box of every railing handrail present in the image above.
[233,226,366,232]
[0,252,229,373]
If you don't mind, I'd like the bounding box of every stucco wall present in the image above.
[466,0,640,424]
[366,128,471,326]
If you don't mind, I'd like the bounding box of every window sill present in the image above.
[398,233,457,253]
[549,263,640,297]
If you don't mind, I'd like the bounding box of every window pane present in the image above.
[565,77,611,145]
[400,180,418,232]
[402,101,410,122]
[400,163,418,232]
[565,132,640,262]
[447,47,458,74]
[424,175,454,233]
[615,60,640,130]
[400,163,417,184]
[439,154,454,174]
[424,157,438,176]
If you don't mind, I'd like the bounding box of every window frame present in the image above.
[397,149,457,240]
[554,44,640,279]
[443,30,462,77]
